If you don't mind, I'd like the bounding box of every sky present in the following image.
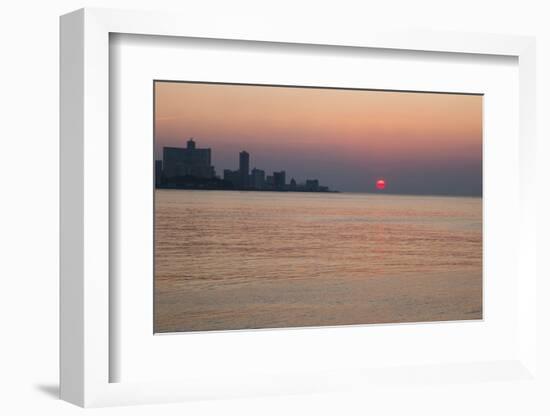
[154,81,482,196]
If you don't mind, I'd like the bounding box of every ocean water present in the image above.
[154,190,482,333]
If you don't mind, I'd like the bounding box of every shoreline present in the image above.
[155,187,482,199]
[156,185,339,193]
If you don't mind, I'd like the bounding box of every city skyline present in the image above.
[155,81,482,196]
[157,138,333,192]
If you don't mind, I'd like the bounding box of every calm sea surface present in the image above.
[154,190,482,332]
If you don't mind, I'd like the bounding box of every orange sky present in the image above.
[155,81,482,195]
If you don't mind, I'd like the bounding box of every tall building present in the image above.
[239,151,250,187]
[155,160,163,186]
[162,138,215,179]
[273,170,286,189]
[250,168,265,189]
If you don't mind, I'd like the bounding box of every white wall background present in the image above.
[0,0,549,415]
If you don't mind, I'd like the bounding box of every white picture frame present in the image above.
[60,7,537,408]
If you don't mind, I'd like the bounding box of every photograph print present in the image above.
[154,81,482,333]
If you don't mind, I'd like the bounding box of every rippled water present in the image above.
[154,190,482,332]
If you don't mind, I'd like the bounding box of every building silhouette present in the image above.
[223,169,240,186]
[305,179,319,191]
[162,138,215,179]
[239,151,250,187]
[251,168,265,189]
[273,171,286,189]
[155,160,163,187]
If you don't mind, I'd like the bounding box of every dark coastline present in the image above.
[154,186,484,198]
[156,184,339,193]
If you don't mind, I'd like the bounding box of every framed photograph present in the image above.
[152,80,483,334]
[60,8,538,407]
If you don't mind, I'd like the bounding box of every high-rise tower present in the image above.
[239,151,250,187]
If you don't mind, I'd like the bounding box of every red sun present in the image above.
[376,179,386,190]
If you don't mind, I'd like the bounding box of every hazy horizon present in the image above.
[155,81,482,196]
